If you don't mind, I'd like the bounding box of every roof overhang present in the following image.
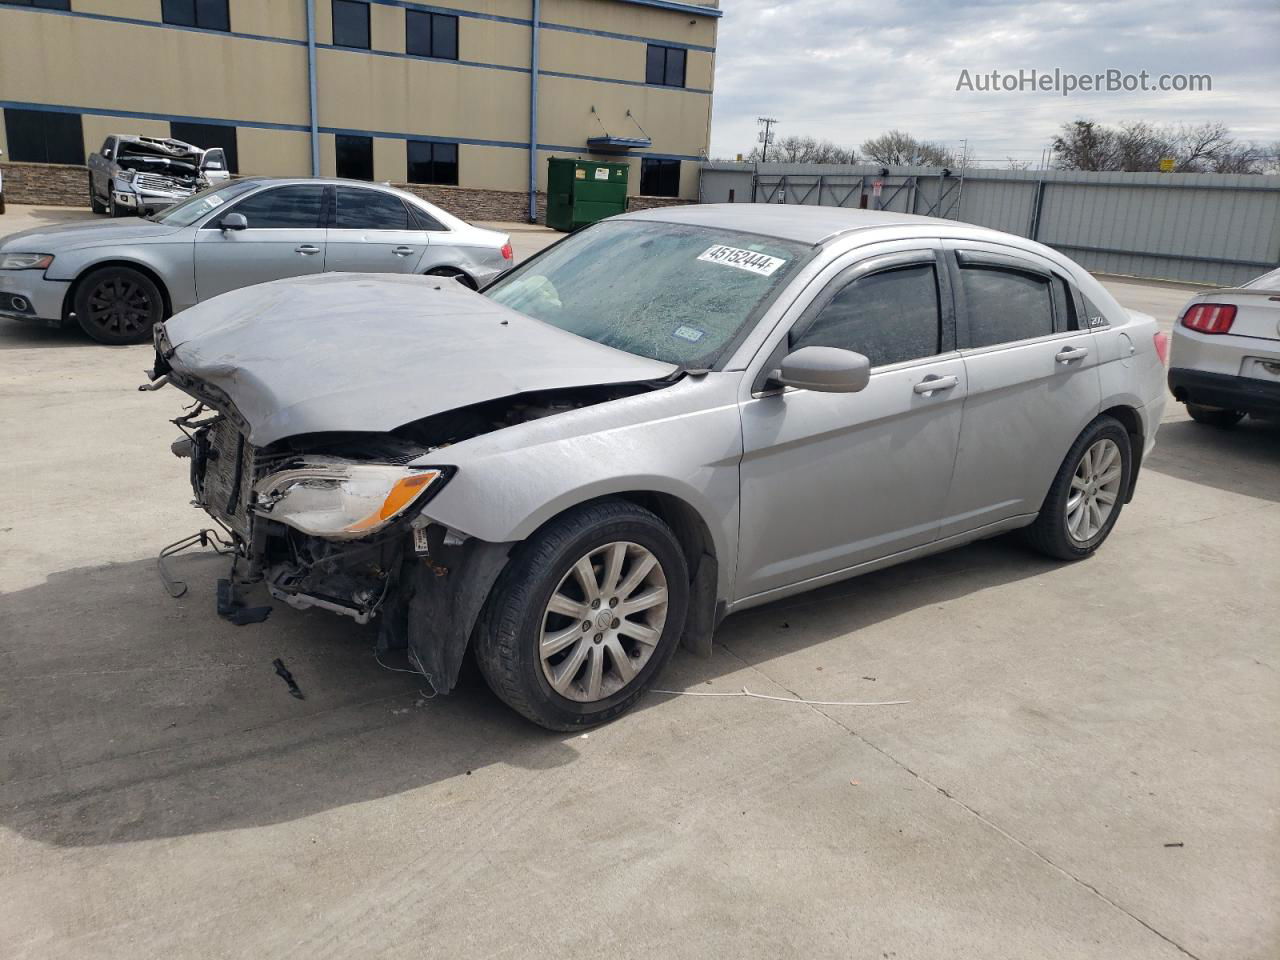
[586,136,653,152]
[612,0,722,18]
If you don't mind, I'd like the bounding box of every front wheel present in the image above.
[88,173,106,214]
[74,266,166,345]
[1186,403,1245,428]
[473,499,689,730]
[1024,416,1132,561]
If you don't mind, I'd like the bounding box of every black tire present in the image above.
[88,173,106,215]
[73,266,166,345]
[473,499,689,730]
[1024,415,1132,561]
[1186,403,1245,428]
[425,267,477,290]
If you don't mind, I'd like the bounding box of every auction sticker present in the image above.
[697,245,786,276]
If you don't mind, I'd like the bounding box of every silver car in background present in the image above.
[0,177,512,343]
[1168,267,1280,426]
[150,205,1168,730]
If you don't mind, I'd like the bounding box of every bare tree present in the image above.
[1005,157,1033,171]
[1053,119,1269,173]
[746,135,857,164]
[860,130,953,167]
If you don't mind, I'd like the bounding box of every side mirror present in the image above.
[220,212,248,232]
[771,345,871,393]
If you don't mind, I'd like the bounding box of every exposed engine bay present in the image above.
[114,138,203,188]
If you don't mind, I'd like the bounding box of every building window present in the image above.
[407,141,459,186]
[3,108,84,165]
[640,158,680,197]
[406,10,458,60]
[0,1,72,10]
[331,0,369,49]
[645,44,686,87]
[170,121,239,174]
[161,0,230,31]
[335,134,373,180]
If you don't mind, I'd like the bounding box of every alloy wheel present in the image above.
[539,541,669,703]
[1066,438,1123,542]
[86,275,154,339]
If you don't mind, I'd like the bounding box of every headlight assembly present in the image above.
[0,253,54,270]
[253,462,448,539]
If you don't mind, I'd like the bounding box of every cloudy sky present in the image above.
[708,0,1280,164]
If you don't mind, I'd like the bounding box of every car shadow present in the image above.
[0,319,85,350]
[1143,415,1280,503]
[0,535,1052,849]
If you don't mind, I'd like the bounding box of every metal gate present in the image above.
[752,172,964,218]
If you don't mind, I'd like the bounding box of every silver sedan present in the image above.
[152,205,1169,730]
[0,177,512,344]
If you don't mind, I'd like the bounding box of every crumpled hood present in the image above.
[0,219,184,252]
[163,272,678,446]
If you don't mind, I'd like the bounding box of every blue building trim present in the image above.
[0,100,705,163]
[0,2,716,53]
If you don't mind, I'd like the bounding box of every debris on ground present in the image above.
[272,658,305,699]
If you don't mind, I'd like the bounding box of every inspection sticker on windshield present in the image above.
[697,244,786,277]
[206,194,225,208]
[673,325,704,343]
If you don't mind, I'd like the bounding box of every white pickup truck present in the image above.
[86,135,231,217]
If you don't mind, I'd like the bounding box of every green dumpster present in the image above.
[545,158,629,232]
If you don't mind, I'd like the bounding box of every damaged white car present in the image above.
[148,205,1167,729]
[87,135,230,217]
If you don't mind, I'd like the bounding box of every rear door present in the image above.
[324,185,429,275]
[736,246,967,600]
[193,183,328,300]
[938,242,1101,538]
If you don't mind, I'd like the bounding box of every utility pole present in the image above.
[757,117,779,162]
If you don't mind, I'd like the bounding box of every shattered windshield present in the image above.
[149,180,260,226]
[485,220,811,367]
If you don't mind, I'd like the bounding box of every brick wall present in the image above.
[398,183,546,224]
[0,162,89,206]
[0,162,694,222]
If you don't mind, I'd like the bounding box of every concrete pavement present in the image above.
[0,204,1276,959]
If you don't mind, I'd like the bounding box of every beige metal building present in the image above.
[0,0,719,219]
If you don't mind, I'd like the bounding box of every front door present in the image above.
[323,185,428,275]
[194,183,328,301]
[736,250,966,601]
[938,243,1102,538]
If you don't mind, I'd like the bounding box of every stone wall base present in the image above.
[0,162,694,223]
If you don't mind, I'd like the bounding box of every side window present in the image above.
[332,187,412,230]
[960,266,1054,347]
[222,185,325,229]
[792,263,942,368]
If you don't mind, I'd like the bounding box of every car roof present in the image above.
[619,203,962,245]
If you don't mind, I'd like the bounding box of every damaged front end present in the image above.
[111,139,210,213]
[148,274,679,693]
[158,368,661,694]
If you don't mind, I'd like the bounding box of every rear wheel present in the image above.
[74,266,166,345]
[1186,403,1245,427]
[1024,416,1131,561]
[473,499,689,730]
[88,174,106,214]
[425,267,476,290]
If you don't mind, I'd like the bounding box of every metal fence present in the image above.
[699,162,1280,287]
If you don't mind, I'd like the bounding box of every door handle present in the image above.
[295,244,320,255]
[913,375,959,395]
[393,246,416,257]
[1056,346,1089,363]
